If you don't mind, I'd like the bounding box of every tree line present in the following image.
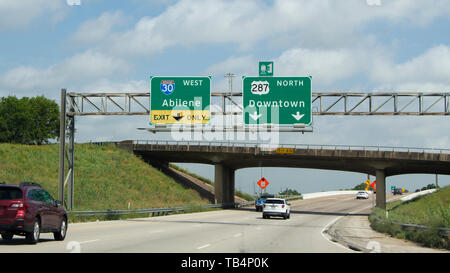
[0,96,60,145]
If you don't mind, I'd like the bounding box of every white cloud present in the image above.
[203,55,256,92]
[276,48,369,86]
[71,11,127,44]
[202,40,450,93]
[370,45,450,91]
[0,50,131,98]
[73,0,450,58]
[0,0,66,30]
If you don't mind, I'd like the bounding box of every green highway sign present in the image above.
[259,61,273,76]
[150,76,211,124]
[243,76,312,125]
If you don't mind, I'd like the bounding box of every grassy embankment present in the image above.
[0,143,212,221]
[370,186,449,250]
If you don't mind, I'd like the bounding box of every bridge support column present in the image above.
[214,164,235,204]
[375,169,386,210]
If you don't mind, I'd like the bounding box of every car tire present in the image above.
[1,231,14,241]
[54,217,67,241]
[26,219,40,244]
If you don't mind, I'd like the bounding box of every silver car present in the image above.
[262,198,290,219]
[356,191,369,199]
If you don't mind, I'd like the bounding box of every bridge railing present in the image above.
[131,140,450,154]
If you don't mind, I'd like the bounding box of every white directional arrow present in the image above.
[291,112,304,121]
[249,111,262,121]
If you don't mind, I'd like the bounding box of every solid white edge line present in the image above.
[197,244,211,250]
[320,203,375,252]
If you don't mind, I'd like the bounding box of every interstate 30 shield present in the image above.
[160,80,175,95]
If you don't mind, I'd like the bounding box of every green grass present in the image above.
[0,143,210,212]
[386,186,449,228]
[370,186,450,250]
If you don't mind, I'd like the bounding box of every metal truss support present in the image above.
[58,89,66,205]
[312,92,450,115]
[58,89,76,210]
[66,91,450,116]
[67,98,75,210]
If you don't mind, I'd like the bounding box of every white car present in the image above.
[356,191,369,199]
[262,198,290,219]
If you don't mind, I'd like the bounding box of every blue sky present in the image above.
[1,0,450,195]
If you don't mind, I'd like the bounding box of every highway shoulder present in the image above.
[325,211,449,253]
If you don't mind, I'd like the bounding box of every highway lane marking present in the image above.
[69,210,246,231]
[148,229,164,234]
[320,194,409,252]
[320,202,375,252]
[79,239,100,244]
[69,221,149,231]
[234,233,242,238]
[197,244,211,250]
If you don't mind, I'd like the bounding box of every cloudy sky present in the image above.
[1,0,449,194]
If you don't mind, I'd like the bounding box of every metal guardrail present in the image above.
[68,203,237,217]
[67,196,303,217]
[371,212,450,239]
[131,140,450,154]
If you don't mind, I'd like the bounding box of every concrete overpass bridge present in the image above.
[116,140,450,209]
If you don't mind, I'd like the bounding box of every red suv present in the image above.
[0,182,68,244]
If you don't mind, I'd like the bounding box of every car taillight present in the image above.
[11,202,27,218]
[16,210,25,218]
[263,204,266,208]
[282,205,285,208]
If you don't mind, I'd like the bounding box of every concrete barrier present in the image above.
[302,190,361,200]
[400,189,437,202]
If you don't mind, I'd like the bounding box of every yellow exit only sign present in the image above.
[275,148,294,154]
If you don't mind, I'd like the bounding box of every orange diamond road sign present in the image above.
[257,177,269,189]
[370,180,376,191]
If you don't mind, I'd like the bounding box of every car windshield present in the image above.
[265,199,284,204]
[358,192,367,194]
[0,187,23,200]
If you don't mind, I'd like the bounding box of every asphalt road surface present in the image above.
[0,193,381,253]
